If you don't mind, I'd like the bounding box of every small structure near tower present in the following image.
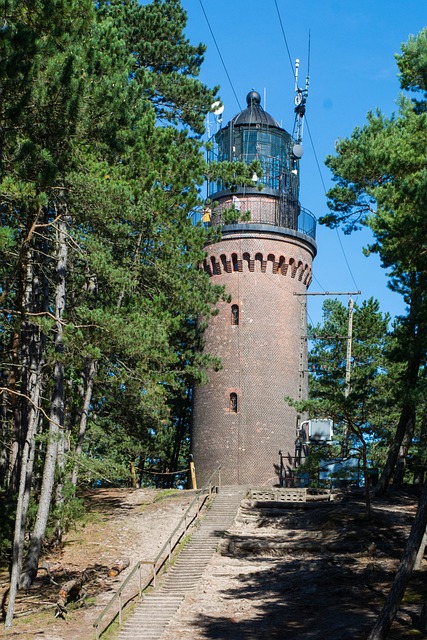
[192,90,317,486]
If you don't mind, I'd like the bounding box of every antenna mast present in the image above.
[293,57,309,147]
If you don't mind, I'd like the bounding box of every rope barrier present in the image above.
[139,468,188,476]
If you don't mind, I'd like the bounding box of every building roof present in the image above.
[231,91,281,129]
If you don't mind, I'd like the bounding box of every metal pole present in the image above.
[118,591,122,626]
[153,563,157,589]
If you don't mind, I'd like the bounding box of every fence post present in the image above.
[119,590,122,626]
[153,563,157,589]
[139,563,142,597]
[168,539,172,562]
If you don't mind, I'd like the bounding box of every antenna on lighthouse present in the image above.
[292,47,310,158]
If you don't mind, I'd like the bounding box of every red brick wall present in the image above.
[192,227,315,486]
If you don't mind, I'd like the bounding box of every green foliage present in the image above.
[320,29,427,488]
[295,442,342,488]
[396,28,427,104]
[49,483,85,541]
[323,30,427,282]
[288,298,392,483]
[153,489,180,502]
[307,298,390,424]
[1,0,248,578]
[221,206,251,225]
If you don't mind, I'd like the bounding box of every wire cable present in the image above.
[312,273,328,292]
[273,3,360,298]
[305,116,360,293]
[273,0,295,79]
[198,0,241,110]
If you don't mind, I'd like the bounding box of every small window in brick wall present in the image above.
[231,304,239,326]
[229,392,238,413]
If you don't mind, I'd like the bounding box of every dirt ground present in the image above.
[163,489,427,640]
[0,488,197,640]
[1,486,427,640]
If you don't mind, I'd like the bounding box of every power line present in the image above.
[333,229,360,294]
[198,0,241,110]
[305,117,327,194]
[273,0,295,79]
[312,273,328,291]
[305,116,360,293]
[272,4,361,298]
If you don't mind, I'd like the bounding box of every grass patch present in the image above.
[153,489,180,503]
[402,584,426,605]
[7,606,58,632]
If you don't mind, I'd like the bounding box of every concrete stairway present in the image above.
[118,486,246,640]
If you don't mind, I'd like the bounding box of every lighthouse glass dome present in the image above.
[209,126,294,195]
[207,91,316,239]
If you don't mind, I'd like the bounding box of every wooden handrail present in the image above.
[93,465,221,639]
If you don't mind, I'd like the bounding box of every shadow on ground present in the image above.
[185,491,427,640]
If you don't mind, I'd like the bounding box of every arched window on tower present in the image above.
[229,392,238,413]
[231,304,239,326]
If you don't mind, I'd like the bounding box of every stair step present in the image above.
[118,487,246,640]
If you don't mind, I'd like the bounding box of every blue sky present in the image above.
[182,0,425,326]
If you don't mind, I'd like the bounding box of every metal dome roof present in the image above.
[231,91,281,128]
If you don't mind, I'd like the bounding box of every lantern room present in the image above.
[207,90,315,238]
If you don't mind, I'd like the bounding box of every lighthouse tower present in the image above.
[192,90,317,486]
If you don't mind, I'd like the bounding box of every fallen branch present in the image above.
[108,557,130,577]
[56,572,88,618]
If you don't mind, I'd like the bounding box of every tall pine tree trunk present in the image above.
[367,480,427,640]
[375,355,420,496]
[68,264,99,490]
[5,251,46,626]
[19,204,68,590]
[393,406,416,486]
[0,386,8,487]
[7,327,23,496]
[5,362,43,626]
[71,358,97,488]
[3,207,44,495]
[414,404,427,485]
[53,424,68,544]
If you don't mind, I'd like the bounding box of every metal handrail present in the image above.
[93,466,221,639]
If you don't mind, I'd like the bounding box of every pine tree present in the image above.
[322,28,427,494]
[1,2,257,623]
[1,2,260,623]
[293,298,390,512]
